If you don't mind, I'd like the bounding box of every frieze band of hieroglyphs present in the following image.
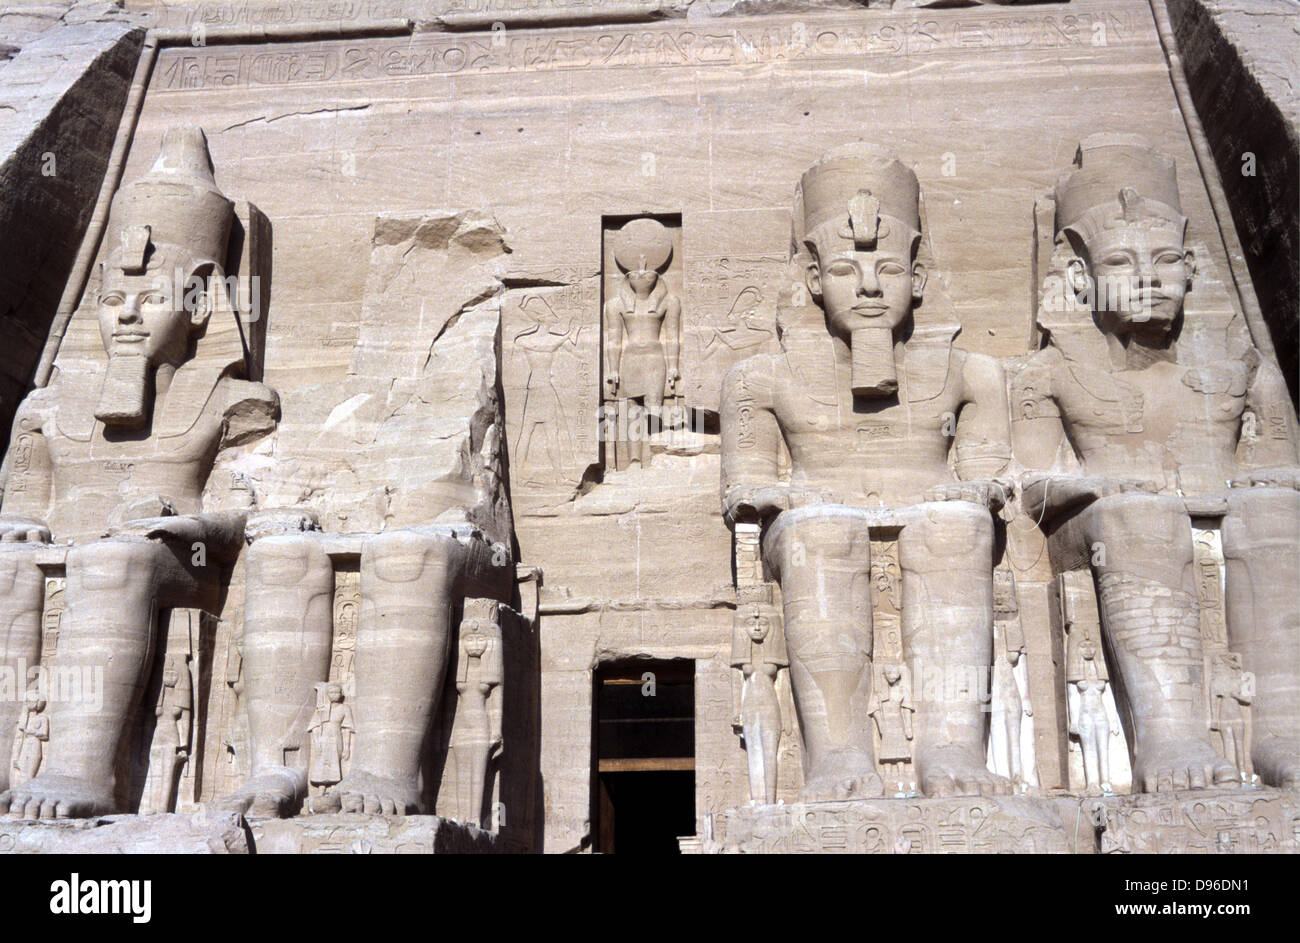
[154,8,1140,91]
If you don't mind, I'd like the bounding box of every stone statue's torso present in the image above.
[36,379,228,541]
[1049,352,1248,494]
[763,335,964,506]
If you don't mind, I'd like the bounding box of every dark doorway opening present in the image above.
[592,660,694,854]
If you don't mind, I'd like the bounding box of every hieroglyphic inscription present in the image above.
[156,9,1142,90]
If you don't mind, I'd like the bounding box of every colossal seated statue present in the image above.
[0,126,278,818]
[1021,134,1300,791]
[720,144,1014,800]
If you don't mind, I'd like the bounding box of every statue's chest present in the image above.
[1057,361,1246,446]
[46,409,223,472]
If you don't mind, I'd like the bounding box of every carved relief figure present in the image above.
[144,652,193,814]
[512,295,583,480]
[308,682,354,790]
[989,571,1035,788]
[869,663,914,789]
[12,691,47,785]
[1022,135,1300,790]
[720,144,1014,800]
[603,217,682,470]
[1209,652,1254,781]
[0,126,278,818]
[1067,637,1120,796]
[730,583,786,804]
[451,599,503,826]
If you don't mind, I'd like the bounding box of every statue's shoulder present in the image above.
[723,351,784,396]
[12,384,58,432]
[218,377,280,448]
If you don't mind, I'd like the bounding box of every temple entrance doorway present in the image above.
[592,659,695,854]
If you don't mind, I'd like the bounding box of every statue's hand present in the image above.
[245,508,320,542]
[724,484,791,522]
[786,486,838,509]
[109,514,205,544]
[0,514,50,544]
[1068,724,1080,737]
[1230,466,1300,491]
[1110,722,1122,737]
[665,369,681,397]
[925,478,1011,512]
[1021,475,1156,520]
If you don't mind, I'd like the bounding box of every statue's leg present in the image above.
[338,527,500,815]
[215,534,333,817]
[741,671,781,803]
[0,547,45,796]
[1079,492,1237,792]
[5,538,206,818]
[762,507,881,801]
[1079,718,1100,794]
[1223,486,1300,788]
[901,501,1010,797]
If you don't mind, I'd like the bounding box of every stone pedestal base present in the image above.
[249,813,499,854]
[0,813,499,854]
[1056,787,1300,854]
[0,812,250,854]
[705,796,1072,854]
[705,788,1300,853]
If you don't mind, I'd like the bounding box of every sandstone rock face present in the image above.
[0,0,1296,855]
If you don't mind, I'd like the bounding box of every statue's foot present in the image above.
[915,745,1013,798]
[1252,736,1300,789]
[211,767,307,818]
[798,749,884,801]
[0,773,115,819]
[1134,737,1239,793]
[334,769,422,816]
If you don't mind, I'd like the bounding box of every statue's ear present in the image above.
[184,262,225,332]
[804,258,822,302]
[1066,257,1089,299]
[911,260,928,302]
[1184,247,1196,291]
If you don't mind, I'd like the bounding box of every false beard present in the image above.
[850,326,897,397]
[95,352,152,428]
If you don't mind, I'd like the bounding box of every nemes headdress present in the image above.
[1054,133,1186,247]
[796,143,920,256]
[110,125,234,276]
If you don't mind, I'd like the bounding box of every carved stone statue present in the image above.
[308,682,354,791]
[451,599,503,827]
[1023,134,1300,790]
[12,690,47,786]
[1067,636,1120,796]
[720,144,1014,799]
[869,663,914,790]
[989,570,1035,789]
[0,125,278,818]
[603,217,682,470]
[143,651,193,814]
[1209,652,1254,781]
[730,582,786,804]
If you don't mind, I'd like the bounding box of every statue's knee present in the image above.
[1225,488,1300,551]
[912,502,993,561]
[68,539,161,591]
[0,549,41,597]
[1087,492,1185,545]
[364,530,456,583]
[248,535,330,587]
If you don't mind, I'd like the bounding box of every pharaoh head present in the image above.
[735,583,778,645]
[1055,134,1194,338]
[612,217,673,302]
[796,144,925,395]
[882,664,902,686]
[96,125,234,428]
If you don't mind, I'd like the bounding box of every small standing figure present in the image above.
[144,652,192,814]
[13,691,48,786]
[452,599,503,826]
[308,682,354,791]
[602,217,682,470]
[1210,652,1255,782]
[1068,636,1121,796]
[731,583,786,804]
[870,664,914,792]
